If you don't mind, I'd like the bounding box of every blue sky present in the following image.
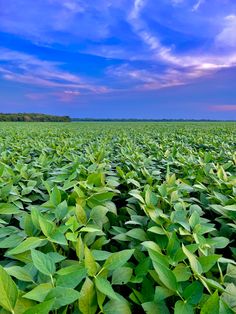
[0,0,236,119]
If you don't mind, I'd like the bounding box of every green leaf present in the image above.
[200,291,219,314]
[4,266,33,282]
[142,241,162,254]
[182,245,203,275]
[129,190,145,203]
[0,265,18,313]
[189,204,203,215]
[23,283,53,302]
[56,265,87,288]
[112,267,133,285]
[126,228,148,241]
[135,257,151,279]
[45,287,80,309]
[145,188,158,207]
[104,299,131,314]
[0,203,21,215]
[75,204,87,224]
[219,299,235,314]
[38,216,54,238]
[47,252,66,263]
[147,248,169,268]
[173,264,191,282]
[142,301,170,314]
[154,286,175,302]
[174,300,194,314]
[90,205,108,228]
[87,192,114,207]
[200,277,225,292]
[84,245,97,277]
[7,237,47,255]
[104,249,134,271]
[148,226,165,235]
[87,173,105,186]
[13,296,35,314]
[50,186,61,206]
[0,234,24,249]
[183,281,203,305]
[207,237,230,249]
[48,229,67,246]
[80,226,105,235]
[79,277,97,314]
[199,255,221,273]
[95,277,119,300]
[92,250,112,261]
[23,299,55,314]
[152,260,178,291]
[31,249,56,276]
[222,283,236,309]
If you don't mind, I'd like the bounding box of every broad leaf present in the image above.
[174,300,194,314]
[31,249,56,276]
[7,237,47,255]
[0,265,18,313]
[45,287,80,309]
[95,277,119,300]
[104,249,134,270]
[79,277,97,314]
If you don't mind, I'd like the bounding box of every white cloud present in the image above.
[215,15,236,48]
[192,0,205,12]
[127,0,236,70]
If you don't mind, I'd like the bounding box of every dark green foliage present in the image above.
[0,113,71,122]
[0,121,235,313]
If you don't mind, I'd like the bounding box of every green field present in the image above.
[0,122,236,314]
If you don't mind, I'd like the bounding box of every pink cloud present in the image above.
[208,105,236,111]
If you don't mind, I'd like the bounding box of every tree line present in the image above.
[0,113,71,122]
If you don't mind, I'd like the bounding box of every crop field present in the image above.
[0,121,235,314]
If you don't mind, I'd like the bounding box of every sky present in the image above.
[0,0,236,119]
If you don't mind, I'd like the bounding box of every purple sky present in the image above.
[0,0,236,119]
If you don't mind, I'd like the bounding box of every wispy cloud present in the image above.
[192,0,205,12]
[107,61,225,91]
[0,0,236,99]
[0,49,110,95]
[126,0,236,84]
[215,15,236,48]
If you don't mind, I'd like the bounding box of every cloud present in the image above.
[1,0,236,97]
[53,91,80,102]
[102,0,234,90]
[215,15,236,48]
[25,90,82,103]
[0,0,124,44]
[192,0,205,12]
[127,0,236,70]
[106,62,219,91]
[209,105,236,112]
[0,49,110,94]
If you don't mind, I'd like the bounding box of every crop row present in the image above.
[0,122,235,313]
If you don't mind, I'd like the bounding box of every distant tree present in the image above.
[0,113,71,122]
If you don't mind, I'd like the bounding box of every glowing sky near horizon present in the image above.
[0,0,236,119]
